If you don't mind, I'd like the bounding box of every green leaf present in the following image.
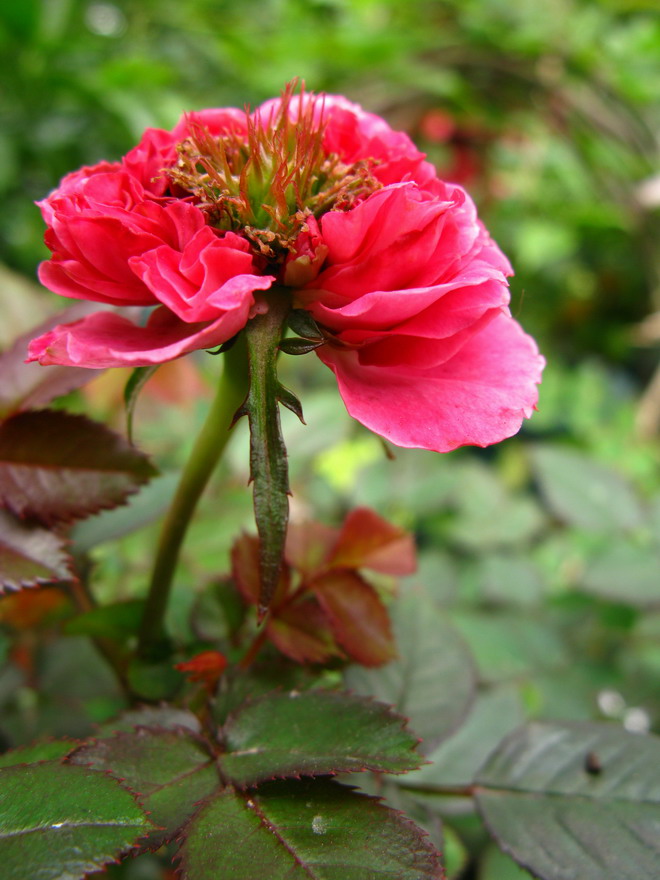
[213,664,321,727]
[451,611,568,684]
[401,685,525,792]
[71,472,179,553]
[530,445,645,533]
[65,600,146,641]
[474,721,660,880]
[123,365,160,443]
[445,462,545,551]
[70,727,220,850]
[581,538,660,606]
[0,410,158,526]
[0,761,150,880]
[178,779,443,880]
[345,593,477,753]
[443,825,470,880]
[235,295,297,613]
[479,845,534,880]
[220,689,421,787]
[0,739,76,769]
[0,507,72,591]
[97,706,201,736]
[475,554,545,607]
[127,658,183,701]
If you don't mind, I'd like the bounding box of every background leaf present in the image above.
[530,445,645,532]
[64,600,145,641]
[0,304,102,418]
[221,689,421,787]
[0,507,71,591]
[0,410,157,525]
[401,685,525,792]
[475,721,660,880]
[313,570,396,666]
[451,611,568,684]
[479,845,534,880]
[0,761,150,880]
[178,778,443,880]
[345,592,477,753]
[70,472,178,553]
[580,538,660,606]
[327,507,417,575]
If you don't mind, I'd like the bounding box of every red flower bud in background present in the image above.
[175,650,228,691]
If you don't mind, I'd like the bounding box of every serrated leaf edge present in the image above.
[0,517,76,592]
[0,410,158,527]
[67,726,223,851]
[220,687,424,787]
[173,779,445,880]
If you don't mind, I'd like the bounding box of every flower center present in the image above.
[168,82,381,264]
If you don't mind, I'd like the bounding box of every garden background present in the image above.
[0,1,659,878]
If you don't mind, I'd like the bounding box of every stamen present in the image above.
[167,81,382,266]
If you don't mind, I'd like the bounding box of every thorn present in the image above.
[257,604,270,623]
[230,401,249,428]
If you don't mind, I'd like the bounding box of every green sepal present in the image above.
[206,333,240,356]
[287,308,323,340]
[279,337,325,356]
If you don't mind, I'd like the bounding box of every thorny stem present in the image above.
[238,577,313,668]
[137,338,249,658]
[234,290,300,615]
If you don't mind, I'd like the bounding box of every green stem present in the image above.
[138,338,248,657]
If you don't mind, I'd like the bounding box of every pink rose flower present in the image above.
[29,84,543,451]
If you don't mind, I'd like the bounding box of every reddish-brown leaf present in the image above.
[231,532,289,607]
[267,597,341,664]
[284,520,338,579]
[0,410,157,526]
[0,304,102,418]
[313,570,396,666]
[0,508,72,591]
[328,508,417,575]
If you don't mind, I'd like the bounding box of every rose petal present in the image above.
[27,306,254,369]
[318,312,545,452]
